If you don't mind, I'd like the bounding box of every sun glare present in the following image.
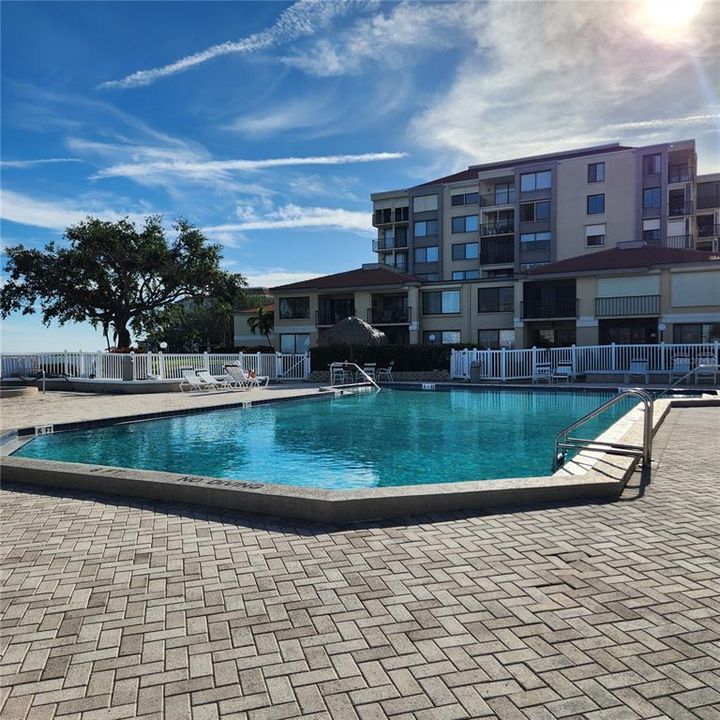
[642,0,703,35]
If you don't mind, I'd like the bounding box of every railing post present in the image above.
[146,350,152,378]
[304,351,311,379]
[158,351,166,379]
[571,344,577,371]
[500,347,507,382]
[203,351,210,372]
[532,346,538,377]
[275,352,283,379]
[659,342,666,372]
[63,349,68,376]
[95,351,103,379]
[611,342,616,371]
[238,351,244,370]
[130,351,137,381]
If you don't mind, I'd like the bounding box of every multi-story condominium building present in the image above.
[249,139,720,351]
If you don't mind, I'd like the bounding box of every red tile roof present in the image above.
[527,246,719,276]
[270,266,419,292]
[412,168,478,189]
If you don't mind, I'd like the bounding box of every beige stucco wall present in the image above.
[555,149,637,260]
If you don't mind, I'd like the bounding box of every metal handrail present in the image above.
[329,362,381,391]
[655,363,720,399]
[553,389,653,472]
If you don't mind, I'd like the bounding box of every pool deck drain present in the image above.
[1,406,719,719]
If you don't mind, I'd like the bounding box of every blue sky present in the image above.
[1,0,719,351]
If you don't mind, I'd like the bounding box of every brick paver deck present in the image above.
[1,406,719,719]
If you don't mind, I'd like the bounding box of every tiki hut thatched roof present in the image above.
[316,316,387,346]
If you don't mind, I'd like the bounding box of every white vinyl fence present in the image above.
[450,342,720,382]
[1,351,311,382]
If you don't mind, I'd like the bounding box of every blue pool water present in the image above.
[13,389,632,490]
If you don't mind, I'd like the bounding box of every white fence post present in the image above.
[500,347,507,382]
[95,351,103,379]
[159,351,166,379]
[532,346,538,378]
[304,351,311,379]
[275,352,283,379]
[611,343,616,371]
[130,351,137,381]
[203,351,210,371]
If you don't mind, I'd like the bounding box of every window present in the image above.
[451,242,479,260]
[643,153,662,175]
[374,207,391,224]
[424,330,461,344]
[484,268,514,278]
[451,215,479,233]
[451,192,479,206]
[415,273,439,281]
[520,170,552,192]
[494,183,515,204]
[413,194,438,213]
[643,187,661,209]
[414,220,438,237]
[395,226,408,245]
[422,290,461,315]
[477,287,514,313]
[477,329,515,349]
[642,218,660,243]
[588,162,605,183]
[279,333,310,353]
[520,200,550,222]
[278,297,310,320]
[380,227,395,248]
[673,323,720,343]
[394,206,409,222]
[414,246,438,263]
[587,194,605,215]
[520,231,552,250]
[585,223,606,247]
[452,270,480,280]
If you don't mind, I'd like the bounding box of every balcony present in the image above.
[666,234,693,249]
[668,165,694,183]
[373,238,408,252]
[479,190,516,207]
[368,306,411,325]
[480,236,514,264]
[521,298,578,319]
[372,209,392,226]
[595,295,660,318]
[698,224,720,238]
[480,222,514,236]
[316,308,355,326]
[669,200,693,217]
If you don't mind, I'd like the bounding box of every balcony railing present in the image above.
[479,191,516,207]
[316,308,355,326]
[480,222,514,236]
[372,209,393,226]
[666,234,693,249]
[521,298,578,319]
[368,307,411,325]
[668,165,694,183]
[669,201,693,217]
[480,237,514,264]
[698,224,720,238]
[595,295,660,318]
[373,238,409,251]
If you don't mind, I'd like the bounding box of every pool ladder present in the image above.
[553,389,654,472]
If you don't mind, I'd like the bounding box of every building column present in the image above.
[407,286,420,344]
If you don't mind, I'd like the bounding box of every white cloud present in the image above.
[223,100,334,136]
[410,0,720,164]
[0,189,154,230]
[243,269,323,288]
[203,204,372,235]
[0,158,82,169]
[93,152,407,180]
[99,0,368,89]
[601,113,720,132]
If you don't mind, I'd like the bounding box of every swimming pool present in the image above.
[12,389,633,490]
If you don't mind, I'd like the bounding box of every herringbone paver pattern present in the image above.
[1,407,719,719]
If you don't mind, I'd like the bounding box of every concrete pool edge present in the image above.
[3,397,717,523]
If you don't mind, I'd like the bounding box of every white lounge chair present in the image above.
[224,365,252,390]
[196,370,231,390]
[670,356,691,382]
[377,361,395,382]
[533,362,553,383]
[694,356,720,385]
[552,362,576,383]
[179,368,207,392]
[231,366,269,387]
[625,359,649,384]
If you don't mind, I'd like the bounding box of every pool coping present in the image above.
[1,391,718,524]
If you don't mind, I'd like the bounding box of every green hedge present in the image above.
[310,343,476,372]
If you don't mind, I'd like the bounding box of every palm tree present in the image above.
[247,306,274,347]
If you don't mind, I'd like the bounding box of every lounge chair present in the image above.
[552,362,576,383]
[224,365,252,390]
[625,359,649,384]
[694,356,720,385]
[331,366,347,385]
[360,363,377,382]
[533,362,552,383]
[670,356,691,382]
[232,366,269,387]
[179,368,208,392]
[196,369,231,390]
[377,361,395,382]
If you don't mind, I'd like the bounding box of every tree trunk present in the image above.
[115,323,131,349]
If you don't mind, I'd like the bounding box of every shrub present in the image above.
[310,343,476,372]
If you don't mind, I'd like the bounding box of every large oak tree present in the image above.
[0,215,246,348]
